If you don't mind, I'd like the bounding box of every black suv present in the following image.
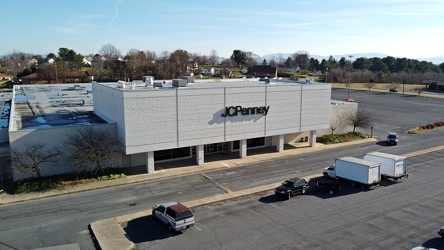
[386,132,398,145]
[275,178,309,199]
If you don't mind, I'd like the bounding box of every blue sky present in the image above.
[2,0,443,59]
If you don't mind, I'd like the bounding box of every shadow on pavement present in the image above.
[419,237,444,249]
[306,177,369,199]
[258,194,285,203]
[123,215,180,244]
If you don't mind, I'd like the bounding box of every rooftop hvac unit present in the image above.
[172,79,188,87]
[143,76,154,84]
[153,81,163,88]
[182,76,194,83]
[117,80,126,88]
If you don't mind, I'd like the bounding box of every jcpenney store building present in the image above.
[93,79,331,173]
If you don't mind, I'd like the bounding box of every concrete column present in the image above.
[196,145,204,165]
[239,139,247,158]
[310,130,317,147]
[146,151,155,173]
[228,142,235,152]
[276,134,284,152]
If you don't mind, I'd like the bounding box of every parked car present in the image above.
[389,88,399,92]
[386,132,398,145]
[152,202,195,232]
[438,225,444,239]
[274,178,309,199]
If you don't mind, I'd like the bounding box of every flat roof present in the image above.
[99,78,330,91]
[9,79,331,131]
[11,83,107,131]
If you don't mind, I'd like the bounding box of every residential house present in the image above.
[0,73,12,82]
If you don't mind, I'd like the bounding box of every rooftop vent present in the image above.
[143,76,154,84]
[153,81,163,88]
[172,79,188,87]
[117,80,126,88]
[182,76,194,83]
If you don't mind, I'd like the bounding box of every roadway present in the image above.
[0,89,443,249]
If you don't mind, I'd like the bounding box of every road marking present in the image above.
[201,173,232,193]
[268,203,281,209]
[194,226,202,231]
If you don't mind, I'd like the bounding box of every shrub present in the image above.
[97,173,126,182]
[15,178,53,193]
[347,131,367,139]
[317,134,342,144]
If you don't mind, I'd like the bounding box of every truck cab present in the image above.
[323,166,336,178]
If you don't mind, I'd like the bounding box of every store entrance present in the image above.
[204,142,228,154]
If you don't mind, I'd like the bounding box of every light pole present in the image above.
[348,55,354,69]
[347,79,351,99]
[325,67,328,83]
[348,55,354,99]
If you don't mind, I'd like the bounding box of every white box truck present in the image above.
[323,157,381,188]
[363,152,408,180]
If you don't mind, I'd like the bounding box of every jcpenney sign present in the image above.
[221,105,270,117]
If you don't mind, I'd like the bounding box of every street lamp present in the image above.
[325,67,328,83]
[347,55,354,99]
[348,55,354,69]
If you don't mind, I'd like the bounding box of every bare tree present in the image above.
[99,43,121,61]
[37,63,55,83]
[209,49,218,66]
[221,58,234,68]
[10,142,61,179]
[364,82,376,90]
[63,126,120,174]
[413,86,425,95]
[346,110,372,133]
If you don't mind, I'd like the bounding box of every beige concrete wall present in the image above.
[94,83,332,155]
[9,123,118,181]
[317,101,359,136]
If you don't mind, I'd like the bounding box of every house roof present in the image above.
[0,73,13,78]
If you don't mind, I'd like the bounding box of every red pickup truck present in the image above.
[152,202,195,232]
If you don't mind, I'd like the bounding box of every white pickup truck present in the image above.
[152,202,195,232]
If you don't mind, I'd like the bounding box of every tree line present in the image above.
[1,44,444,85]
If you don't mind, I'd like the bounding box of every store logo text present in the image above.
[221,106,270,117]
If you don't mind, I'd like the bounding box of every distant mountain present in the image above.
[416,55,444,65]
[259,53,444,65]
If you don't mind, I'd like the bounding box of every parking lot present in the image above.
[124,150,444,250]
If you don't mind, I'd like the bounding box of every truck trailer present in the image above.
[323,157,381,189]
[363,152,408,181]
